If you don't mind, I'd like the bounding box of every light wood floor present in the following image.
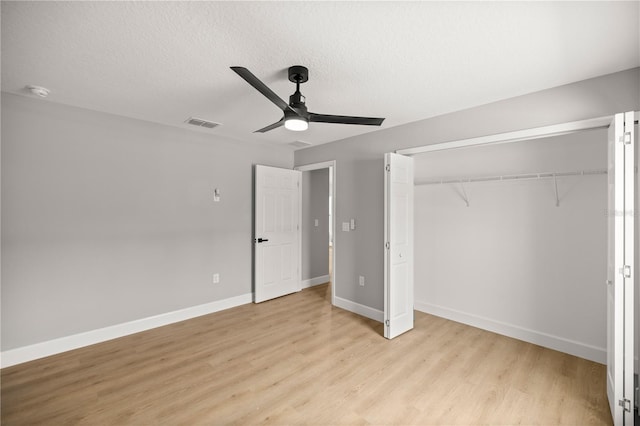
[2,284,612,425]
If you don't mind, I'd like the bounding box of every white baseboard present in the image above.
[301,275,330,289]
[334,296,383,323]
[415,301,606,364]
[1,293,252,368]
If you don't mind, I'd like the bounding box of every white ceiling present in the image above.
[2,1,638,149]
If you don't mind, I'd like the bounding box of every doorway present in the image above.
[296,161,337,306]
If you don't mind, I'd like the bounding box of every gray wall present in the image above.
[1,93,293,350]
[414,130,607,354]
[294,67,640,314]
[301,169,330,282]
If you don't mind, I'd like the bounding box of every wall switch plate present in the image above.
[213,273,220,284]
[350,218,356,230]
[213,188,220,202]
[342,222,350,232]
[314,219,319,227]
[359,275,365,286]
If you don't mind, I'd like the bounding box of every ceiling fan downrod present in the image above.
[288,66,308,111]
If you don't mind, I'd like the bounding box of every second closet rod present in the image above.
[416,169,607,186]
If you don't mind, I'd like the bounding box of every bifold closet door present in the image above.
[384,153,414,339]
[606,111,636,425]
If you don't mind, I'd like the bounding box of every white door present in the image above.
[384,153,414,339]
[607,111,636,425]
[254,165,301,303]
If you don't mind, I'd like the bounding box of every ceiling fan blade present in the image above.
[231,67,293,113]
[309,113,385,126]
[254,118,285,133]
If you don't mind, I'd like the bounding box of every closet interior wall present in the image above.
[413,128,609,363]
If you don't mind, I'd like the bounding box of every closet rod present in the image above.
[416,169,607,186]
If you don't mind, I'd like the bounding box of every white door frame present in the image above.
[295,160,337,306]
[396,115,613,155]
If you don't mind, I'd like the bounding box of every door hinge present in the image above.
[385,319,390,327]
[385,242,390,249]
[385,164,390,172]
[621,265,631,278]
[620,132,632,145]
[618,398,631,412]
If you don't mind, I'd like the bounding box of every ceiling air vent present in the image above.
[185,117,220,129]
[288,140,312,148]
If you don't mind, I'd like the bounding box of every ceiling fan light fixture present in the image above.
[284,116,309,131]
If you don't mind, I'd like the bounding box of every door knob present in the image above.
[256,238,269,243]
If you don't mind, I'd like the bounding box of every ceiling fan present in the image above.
[230,65,385,133]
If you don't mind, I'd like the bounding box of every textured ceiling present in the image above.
[2,1,638,149]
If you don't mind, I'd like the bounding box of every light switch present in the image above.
[350,218,356,230]
[342,222,350,232]
[314,219,319,227]
[213,188,220,202]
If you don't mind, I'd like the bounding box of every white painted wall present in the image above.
[1,93,293,351]
[301,169,330,284]
[295,68,639,310]
[413,130,607,362]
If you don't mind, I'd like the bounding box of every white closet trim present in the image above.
[396,115,613,156]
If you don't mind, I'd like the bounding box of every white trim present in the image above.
[295,160,337,307]
[415,301,605,364]
[1,293,252,368]
[296,160,335,171]
[397,115,613,156]
[297,169,303,292]
[334,296,384,323]
[301,274,330,289]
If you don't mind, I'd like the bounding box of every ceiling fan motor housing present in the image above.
[289,91,307,112]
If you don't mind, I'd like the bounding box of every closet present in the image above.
[412,128,608,358]
[388,112,638,424]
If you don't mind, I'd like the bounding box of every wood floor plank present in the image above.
[1,283,612,425]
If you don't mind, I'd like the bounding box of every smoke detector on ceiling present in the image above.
[26,85,50,98]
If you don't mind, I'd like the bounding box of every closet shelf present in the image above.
[415,168,607,186]
[416,168,608,207]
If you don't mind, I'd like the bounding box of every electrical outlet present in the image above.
[213,273,220,284]
[359,275,365,286]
